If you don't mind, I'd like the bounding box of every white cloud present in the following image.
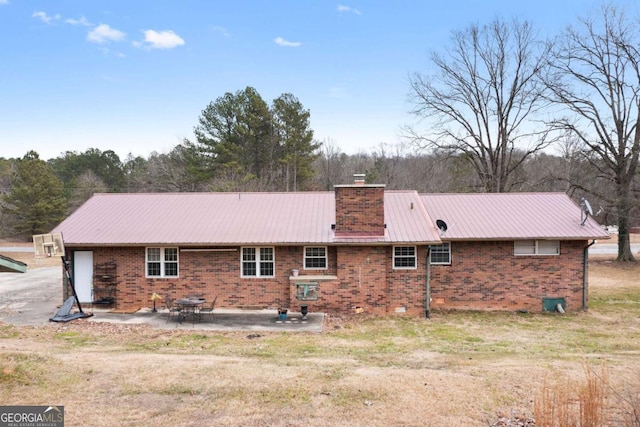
[65,16,92,27]
[96,47,126,58]
[138,30,185,49]
[274,37,301,47]
[212,25,231,38]
[337,4,362,15]
[0,0,10,5]
[32,11,61,24]
[87,24,126,44]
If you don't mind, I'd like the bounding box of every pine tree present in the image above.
[2,151,67,238]
[189,87,319,190]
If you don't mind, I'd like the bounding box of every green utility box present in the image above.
[542,297,566,312]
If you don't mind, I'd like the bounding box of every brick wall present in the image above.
[291,245,429,316]
[71,246,301,311]
[63,239,588,315]
[429,240,587,312]
[334,246,388,314]
[334,185,385,236]
[67,246,340,313]
[387,246,429,316]
[66,245,416,315]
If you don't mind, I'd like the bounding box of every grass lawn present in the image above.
[0,253,639,426]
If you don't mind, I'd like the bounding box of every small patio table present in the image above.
[173,297,206,324]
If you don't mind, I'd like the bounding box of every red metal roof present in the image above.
[53,191,441,246]
[420,193,609,240]
[53,191,608,246]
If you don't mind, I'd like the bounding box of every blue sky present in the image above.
[0,0,630,161]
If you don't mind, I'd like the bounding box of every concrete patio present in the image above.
[87,307,324,332]
[0,266,323,332]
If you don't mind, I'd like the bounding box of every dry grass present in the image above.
[1,245,639,426]
[534,363,609,427]
[534,362,640,427]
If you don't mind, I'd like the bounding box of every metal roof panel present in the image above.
[53,191,440,246]
[52,191,608,247]
[420,193,609,240]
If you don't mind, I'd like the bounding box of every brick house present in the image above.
[420,193,608,313]
[51,181,608,316]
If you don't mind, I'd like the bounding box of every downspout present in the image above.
[426,247,431,319]
[583,240,596,311]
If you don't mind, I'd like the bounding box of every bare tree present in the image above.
[547,4,640,262]
[314,138,348,190]
[68,170,107,213]
[147,146,207,192]
[367,143,409,189]
[407,17,554,192]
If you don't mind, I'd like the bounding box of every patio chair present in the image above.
[198,296,217,321]
[164,297,182,323]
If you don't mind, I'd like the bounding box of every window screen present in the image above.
[430,243,451,265]
[394,246,417,268]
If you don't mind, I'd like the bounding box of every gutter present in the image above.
[426,247,431,319]
[583,240,597,311]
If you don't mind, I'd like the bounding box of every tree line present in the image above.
[0,141,629,239]
[2,4,640,261]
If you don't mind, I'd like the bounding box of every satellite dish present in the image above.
[580,198,593,226]
[436,219,448,233]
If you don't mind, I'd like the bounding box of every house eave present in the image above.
[437,235,610,242]
[63,240,443,248]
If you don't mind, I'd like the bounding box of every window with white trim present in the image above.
[393,246,417,269]
[514,240,559,256]
[241,247,275,277]
[146,247,179,277]
[304,246,327,269]
[430,243,451,265]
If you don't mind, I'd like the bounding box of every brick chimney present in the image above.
[334,174,385,237]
